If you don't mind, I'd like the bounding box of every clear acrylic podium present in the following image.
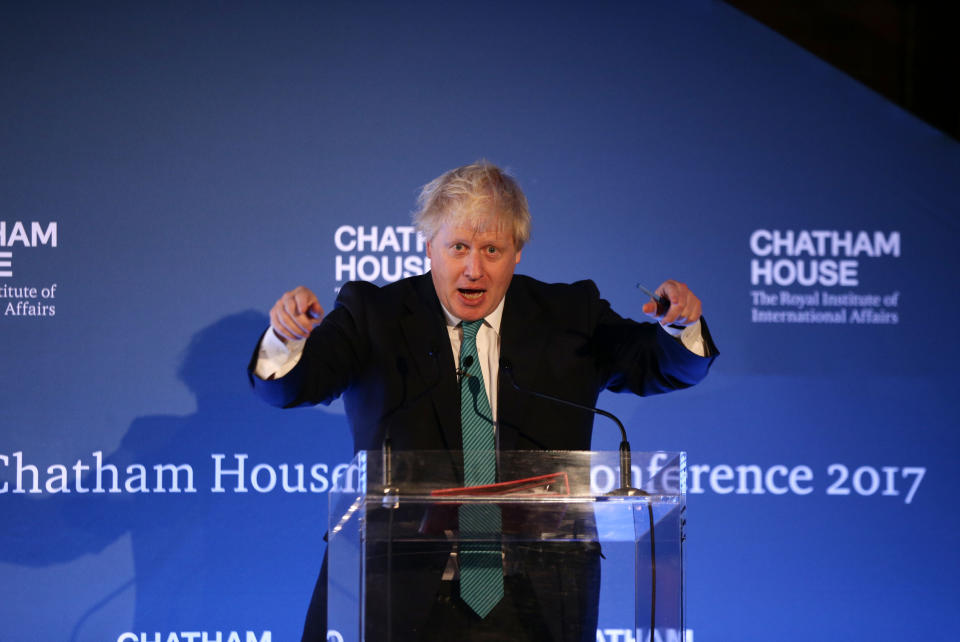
[327,450,686,642]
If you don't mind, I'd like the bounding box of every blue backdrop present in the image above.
[2,1,958,640]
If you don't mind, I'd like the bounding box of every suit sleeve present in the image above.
[247,282,373,408]
[586,281,718,396]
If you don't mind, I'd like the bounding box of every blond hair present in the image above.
[413,161,532,249]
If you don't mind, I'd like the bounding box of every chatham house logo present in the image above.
[748,229,901,326]
[0,220,58,318]
[332,224,430,291]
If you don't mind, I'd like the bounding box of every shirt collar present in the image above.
[438,295,506,335]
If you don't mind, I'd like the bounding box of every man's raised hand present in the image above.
[270,286,324,342]
[641,279,702,327]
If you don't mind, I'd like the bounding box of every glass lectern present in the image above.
[327,450,686,642]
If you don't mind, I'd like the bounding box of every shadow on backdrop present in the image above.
[0,311,349,640]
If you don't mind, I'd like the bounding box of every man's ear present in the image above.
[514,248,522,264]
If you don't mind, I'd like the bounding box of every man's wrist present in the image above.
[659,319,706,357]
[255,326,307,380]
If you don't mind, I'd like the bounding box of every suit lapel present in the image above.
[498,276,552,450]
[399,275,462,452]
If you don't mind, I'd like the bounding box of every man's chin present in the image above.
[451,303,485,321]
[452,300,492,321]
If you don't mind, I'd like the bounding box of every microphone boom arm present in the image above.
[500,360,645,496]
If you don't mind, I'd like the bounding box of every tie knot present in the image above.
[462,319,483,341]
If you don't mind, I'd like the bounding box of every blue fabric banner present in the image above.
[1,2,958,640]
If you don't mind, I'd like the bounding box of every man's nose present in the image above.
[463,251,483,279]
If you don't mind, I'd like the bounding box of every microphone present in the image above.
[381,347,442,502]
[502,358,658,639]
[500,358,647,496]
[456,355,474,382]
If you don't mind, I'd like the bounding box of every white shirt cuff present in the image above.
[254,326,306,380]
[661,319,706,357]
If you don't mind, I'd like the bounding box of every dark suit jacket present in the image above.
[251,272,716,455]
[249,272,716,640]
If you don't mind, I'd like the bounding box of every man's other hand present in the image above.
[642,279,702,327]
[270,286,324,342]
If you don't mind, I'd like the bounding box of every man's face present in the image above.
[426,215,522,321]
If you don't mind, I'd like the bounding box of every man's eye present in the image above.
[485,246,498,254]
[453,243,465,251]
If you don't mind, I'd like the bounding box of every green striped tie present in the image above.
[458,320,503,618]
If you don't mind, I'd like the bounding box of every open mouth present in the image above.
[458,288,485,301]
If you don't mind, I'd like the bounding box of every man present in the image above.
[250,161,717,641]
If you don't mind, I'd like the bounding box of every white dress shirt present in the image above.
[438,296,506,423]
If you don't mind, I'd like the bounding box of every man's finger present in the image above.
[652,279,703,327]
[274,297,320,338]
[270,313,299,342]
[268,286,324,343]
[306,300,324,321]
[661,295,686,325]
[641,288,671,319]
[271,307,309,341]
[293,291,318,312]
[279,298,315,336]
